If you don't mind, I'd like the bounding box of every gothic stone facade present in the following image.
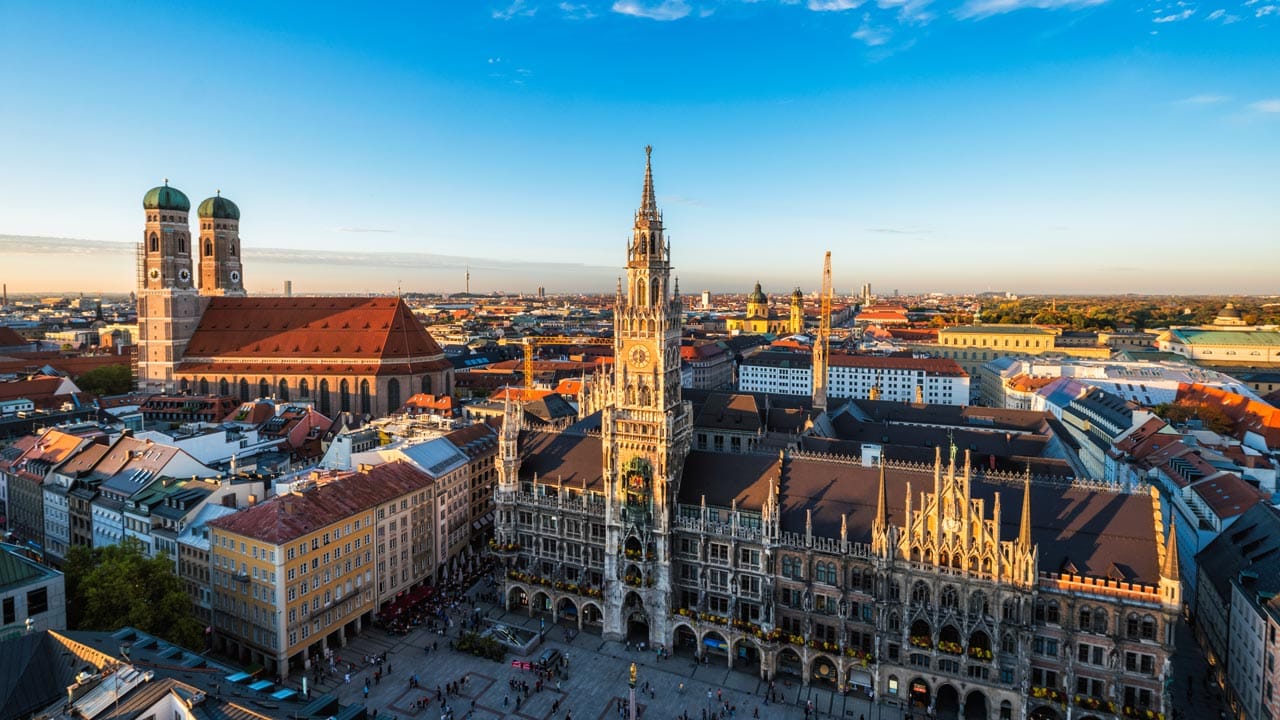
[493,149,1179,720]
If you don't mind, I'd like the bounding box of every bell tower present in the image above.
[137,181,202,393]
[197,192,245,297]
[601,146,693,644]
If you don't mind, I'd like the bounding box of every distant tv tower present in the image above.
[466,266,471,295]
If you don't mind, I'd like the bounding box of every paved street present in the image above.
[304,581,907,720]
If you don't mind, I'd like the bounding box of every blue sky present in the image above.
[0,0,1277,295]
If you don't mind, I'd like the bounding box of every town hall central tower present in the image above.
[600,146,693,643]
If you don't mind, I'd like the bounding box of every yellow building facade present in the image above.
[726,283,804,335]
[209,463,436,681]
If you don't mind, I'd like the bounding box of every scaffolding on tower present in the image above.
[813,250,832,412]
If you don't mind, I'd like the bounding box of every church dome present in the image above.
[143,183,190,212]
[198,194,241,221]
[792,287,803,300]
[1218,303,1241,319]
[748,282,767,305]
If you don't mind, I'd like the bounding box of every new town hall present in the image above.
[494,149,1179,720]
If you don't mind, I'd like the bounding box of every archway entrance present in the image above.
[673,625,698,657]
[531,591,552,617]
[581,602,603,634]
[732,638,761,676]
[936,684,961,720]
[777,647,803,679]
[556,597,577,624]
[810,654,838,688]
[1029,707,1061,720]
[848,669,874,698]
[702,630,729,663]
[623,591,648,642]
[507,586,528,610]
[964,690,989,720]
[909,677,931,709]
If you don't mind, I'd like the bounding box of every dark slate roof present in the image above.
[848,399,1050,433]
[1195,503,1280,603]
[694,392,763,433]
[519,431,605,491]
[0,631,106,720]
[678,452,1161,584]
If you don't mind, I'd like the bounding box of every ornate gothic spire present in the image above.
[1019,465,1033,549]
[1162,521,1180,581]
[874,456,888,535]
[638,144,659,223]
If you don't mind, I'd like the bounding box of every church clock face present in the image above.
[178,269,191,282]
[628,345,650,368]
[229,270,241,283]
[148,269,160,280]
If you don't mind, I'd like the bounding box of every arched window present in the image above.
[339,380,351,412]
[299,379,309,399]
[1079,607,1092,631]
[1001,598,1019,623]
[279,379,289,401]
[179,379,190,394]
[911,581,930,605]
[651,278,661,305]
[149,233,159,253]
[204,240,213,256]
[969,591,988,618]
[387,378,401,412]
[198,378,209,395]
[1092,608,1108,635]
[887,612,900,631]
[177,236,185,253]
[636,278,646,305]
[359,379,371,415]
[318,379,330,415]
[239,379,249,401]
[1140,615,1156,640]
[229,242,236,256]
[219,378,229,396]
[1000,633,1016,653]
[257,379,268,398]
[941,585,959,610]
[422,375,432,395]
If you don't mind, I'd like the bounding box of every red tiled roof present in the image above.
[1190,472,1265,519]
[208,462,434,544]
[1177,382,1280,449]
[179,297,447,373]
[0,327,32,347]
[491,387,554,402]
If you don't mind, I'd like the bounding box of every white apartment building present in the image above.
[738,351,970,405]
[736,351,812,395]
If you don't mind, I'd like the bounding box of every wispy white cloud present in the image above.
[1205,8,1240,22]
[611,0,692,20]
[955,0,1106,20]
[492,0,537,19]
[808,0,864,11]
[1174,93,1230,105]
[1255,4,1278,17]
[852,12,893,43]
[559,1,597,18]
[1249,99,1280,113]
[1153,8,1195,22]
[877,0,935,22]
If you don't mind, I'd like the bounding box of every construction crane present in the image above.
[501,336,614,389]
[813,251,832,413]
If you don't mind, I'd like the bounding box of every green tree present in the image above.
[75,364,133,396]
[64,538,204,649]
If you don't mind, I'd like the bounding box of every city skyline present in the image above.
[1,1,1277,293]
